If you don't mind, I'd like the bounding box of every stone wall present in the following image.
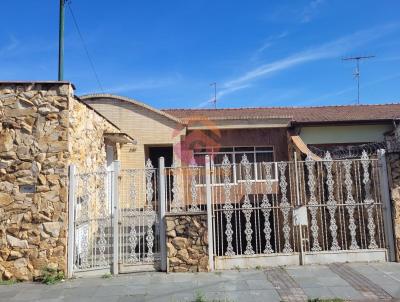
[69,98,120,173]
[166,214,209,272]
[0,82,123,281]
[388,152,400,261]
[0,83,72,281]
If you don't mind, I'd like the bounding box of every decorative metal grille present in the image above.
[212,155,296,256]
[71,150,388,274]
[118,161,160,268]
[211,152,387,258]
[164,164,207,213]
[73,169,112,271]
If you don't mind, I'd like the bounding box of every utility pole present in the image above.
[210,82,217,109]
[342,55,375,104]
[58,0,66,81]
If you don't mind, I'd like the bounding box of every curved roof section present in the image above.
[80,93,183,125]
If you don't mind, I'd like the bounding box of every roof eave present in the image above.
[292,119,396,127]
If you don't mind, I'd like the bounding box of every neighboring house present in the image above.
[164,105,400,160]
[82,94,400,167]
[0,82,134,281]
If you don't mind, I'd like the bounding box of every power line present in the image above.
[66,1,104,92]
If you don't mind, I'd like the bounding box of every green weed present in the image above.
[0,279,18,285]
[40,267,65,285]
[102,273,112,279]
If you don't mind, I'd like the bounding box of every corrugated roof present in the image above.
[162,103,400,124]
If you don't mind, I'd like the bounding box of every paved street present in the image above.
[1,262,400,301]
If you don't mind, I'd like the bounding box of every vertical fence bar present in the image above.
[112,160,121,274]
[205,155,214,271]
[377,149,396,261]
[294,152,301,207]
[67,165,76,278]
[294,152,305,265]
[158,157,167,271]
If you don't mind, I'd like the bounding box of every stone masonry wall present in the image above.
[0,82,123,281]
[166,214,209,272]
[388,152,400,261]
[0,83,72,281]
[68,98,120,173]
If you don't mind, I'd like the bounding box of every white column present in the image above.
[158,157,167,271]
[67,165,76,278]
[112,160,121,275]
[205,155,214,271]
[294,152,305,265]
[378,149,396,261]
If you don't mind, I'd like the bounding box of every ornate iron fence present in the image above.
[72,169,113,272]
[118,160,161,271]
[161,152,392,264]
[68,150,394,276]
[208,151,391,267]
[164,164,208,213]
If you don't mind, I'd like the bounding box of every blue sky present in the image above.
[1,1,400,109]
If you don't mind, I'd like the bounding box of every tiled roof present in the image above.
[162,103,400,124]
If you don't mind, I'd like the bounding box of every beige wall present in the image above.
[83,98,183,169]
[300,124,393,145]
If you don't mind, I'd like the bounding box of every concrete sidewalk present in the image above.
[1,262,400,301]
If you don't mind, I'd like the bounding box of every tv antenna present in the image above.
[210,82,217,109]
[342,55,375,104]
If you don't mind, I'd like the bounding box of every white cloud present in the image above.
[302,72,400,105]
[196,84,251,108]
[216,23,399,101]
[301,0,326,23]
[252,31,289,60]
[0,35,19,57]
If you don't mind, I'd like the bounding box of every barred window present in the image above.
[193,146,276,184]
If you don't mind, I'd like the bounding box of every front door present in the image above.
[148,145,173,168]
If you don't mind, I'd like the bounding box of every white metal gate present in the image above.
[68,168,114,274]
[118,160,161,273]
[68,160,161,276]
[210,150,394,269]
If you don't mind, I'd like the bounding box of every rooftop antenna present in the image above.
[210,82,217,109]
[342,55,375,104]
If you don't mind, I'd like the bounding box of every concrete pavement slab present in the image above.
[302,287,336,300]
[1,262,400,301]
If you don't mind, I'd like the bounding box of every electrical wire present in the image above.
[66,1,104,92]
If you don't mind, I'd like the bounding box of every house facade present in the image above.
[82,94,400,270]
[82,94,400,167]
[1,85,400,280]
